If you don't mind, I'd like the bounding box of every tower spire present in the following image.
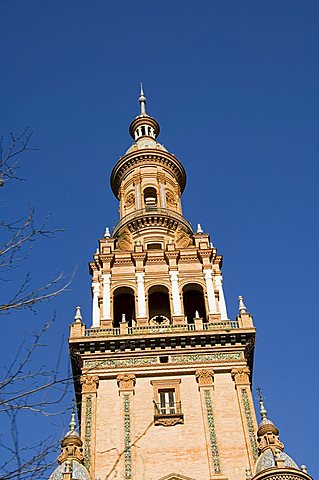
[257,387,268,420]
[139,83,147,116]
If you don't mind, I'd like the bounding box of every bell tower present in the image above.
[50,88,313,480]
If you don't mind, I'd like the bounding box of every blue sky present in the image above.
[1,0,318,476]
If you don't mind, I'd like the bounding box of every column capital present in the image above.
[231,367,250,386]
[80,375,99,394]
[196,368,214,388]
[117,373,136,393]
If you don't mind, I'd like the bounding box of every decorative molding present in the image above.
[84,396,92,470]
[84,352,243,369]
[241,388,258,460]
[123,394,132,479]
[231,367,250,385]
[154,417,183,427]
[204,389,221,474]
[80,375,99,394]
[195,368,214,388]
[117,373,136,392]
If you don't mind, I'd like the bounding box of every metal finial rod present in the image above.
[69,408,76,431]
[139,83,147,115]
[257,387,268,419]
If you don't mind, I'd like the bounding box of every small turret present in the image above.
[49,409,91,480]
[251,390,313,480]
[129,85,160,141]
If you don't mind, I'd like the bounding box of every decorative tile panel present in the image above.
[204,389,221,474]
[84,352,243,369]
[241,388,258,460]
[84,396,92,469]
[123,394,132,479]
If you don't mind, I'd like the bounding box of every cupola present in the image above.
[129,84,160,140]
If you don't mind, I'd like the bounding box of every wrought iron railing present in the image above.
[85,321,238,337]
[153,401,182,416]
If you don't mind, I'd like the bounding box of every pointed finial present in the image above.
[69,409,76,432]
[139,83,147,115]
[196,223,203,234]
[104,227,110,238]
[74,306,82,323]
[210,241,215,248]
[257,387,268,420]
[121,313,126,323]
[301,465,308,473]
[195,310,200,318]
[238,295,247,314]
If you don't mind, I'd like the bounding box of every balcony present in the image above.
[153,401,184,426]
[85,321,239,337]
[112,207,193,237]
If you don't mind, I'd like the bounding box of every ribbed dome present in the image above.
[125,137,168,154]
[49,460,90,480]
[255,449,298,475]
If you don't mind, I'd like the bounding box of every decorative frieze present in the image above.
[84,351,243,369]
[117,373,136,392]
[123,394,132,479]
[80,375,99,394]
[241,388,259,460]
[195,368,214,388]
[84,396,92,469]
[204,389,221,474]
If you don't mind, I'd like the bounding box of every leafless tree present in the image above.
[0,130,73,479]
[0,128,71,314]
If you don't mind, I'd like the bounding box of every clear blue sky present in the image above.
[1,0,318,476]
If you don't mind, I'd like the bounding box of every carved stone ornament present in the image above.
[195,368,214,387]
[175,225,192,248]
[80,375,99,394]
[117,373,136,391]
[117,228,133,251]
[231,367,250,385]
[166,191,176,207]
[125,192,135,208]
[154,416,184,427]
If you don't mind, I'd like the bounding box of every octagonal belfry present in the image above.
[49,88,313,480]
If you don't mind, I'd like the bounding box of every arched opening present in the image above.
[113,287,135,328]
[148,285,171,325]
[183,283,206,323]
[143,187,157,210]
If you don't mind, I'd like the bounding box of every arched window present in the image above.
[143,187,157,210]
[148,285,171,325]
[113,287,135,328]
[183,283,206,324]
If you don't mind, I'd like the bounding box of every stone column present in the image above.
[117,374,136,480]
[102,274,111,324]
[135,272,147,323]
[157,172,166,208]
[169,271,183,322]
[203,269,219,321]
[80,375,99,479]
[195,369,222,477]
[91,282,100,327]
[215,275,228,320]
[231,368,258,469]
[133,174,142,210]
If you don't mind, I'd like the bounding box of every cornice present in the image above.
[110,149,186,198]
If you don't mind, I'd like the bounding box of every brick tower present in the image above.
[49,88,313,480]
